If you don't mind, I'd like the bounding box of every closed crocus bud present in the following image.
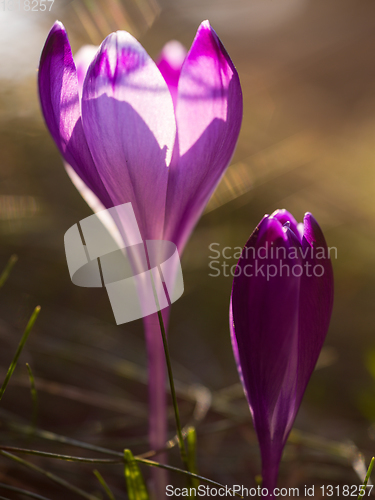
[230,210,334,497]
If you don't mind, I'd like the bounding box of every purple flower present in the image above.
[230,210,334,496]
[38,19,242,493]
[38,20,242,252]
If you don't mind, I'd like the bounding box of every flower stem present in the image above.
[156,310,190,474]
[144,312,168,496]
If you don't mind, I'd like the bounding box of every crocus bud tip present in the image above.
[52,20,65,32]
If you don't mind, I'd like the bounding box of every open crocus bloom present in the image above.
[38,19,242,494]
[38,20,242,253]
[230,210,334,497]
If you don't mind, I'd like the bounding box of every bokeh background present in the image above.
[1,0,375,498]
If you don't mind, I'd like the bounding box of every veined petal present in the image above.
[82,31,176,240]
[74,45,99,97]
[157,40,187,108]
[38,22,112,208]
[164,20,243,251]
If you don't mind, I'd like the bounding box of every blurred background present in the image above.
[1,0,375,498]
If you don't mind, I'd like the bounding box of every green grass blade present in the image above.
[358,457,374,499]
[0,306,41,402]
[0,255,18,289]
[0,445,122,463]
[0,450,100,500]
[93,470,116,500]
[124,449,149,500]
[4,420,123,457]
[0,483,52,500]
[26,363,38,430]
[134,457,243,498]
[187,426,199,493]
[0,444,241,498]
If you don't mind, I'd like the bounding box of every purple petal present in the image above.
[296,213,334,405]
[156,40,187,108]
[38,22,112,208]
[38,21,77,152]
[164,20,243,251]
[82,31,176,240]
[230,212,334,492]
[74,45,98,97]
[230,217,302,491]
[270,208,300,242]
[230,217,301,439]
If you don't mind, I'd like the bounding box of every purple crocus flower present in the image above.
[38,19,242,491]
[230,210,334,496]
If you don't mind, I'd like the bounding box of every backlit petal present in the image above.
[164,20,243,251]
[38,22,112,208]
[82,30,176,239]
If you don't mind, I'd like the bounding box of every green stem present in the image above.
[157,310,189,472]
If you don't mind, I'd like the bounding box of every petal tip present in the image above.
[199,19,211,30]
[258,215,289,244]
[50,20,66,35]
[41,20,70,64]
[39,20,73,77]
[303,212,327,248]
[193,19,219,48]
